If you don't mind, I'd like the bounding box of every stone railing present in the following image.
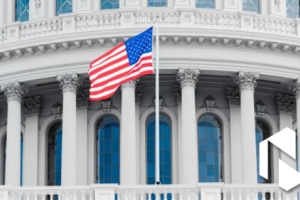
[1,9,300,46]
[0,184,299,200]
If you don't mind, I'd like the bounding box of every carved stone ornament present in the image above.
[289,78,300,98]
[57,74,81,93]
[23,96,42,116]
[226,87,240,106]
[274,0,280,5]
[1,82,28,101]
[205,95,216,111]
[36,0,41,7]
[76,90,89,108]
[51,102,62,117]
[256,100,266,115]
[135,84,143,104]
[152,96,164,110]
[276,93,295,113]
[101,99,112,112]
[235,72,260,91]
[174,84,181,103]
[177,69,200,88]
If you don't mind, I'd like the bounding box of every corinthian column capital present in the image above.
[235,72,260,91]
[121,80,138,89]
[290,78,300,99]
[177,69,200,88]
[57,74,81,93]
[1,82,28,101]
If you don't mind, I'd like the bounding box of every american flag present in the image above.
[89,27,154,101]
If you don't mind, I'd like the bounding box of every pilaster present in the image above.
[120,80,138,184]
[29,0,48,20]
[135,84,143,184]
[76,90,89,185]
[268,0,286,17]
[289,79,300,171]
[6,0,15,24]
[22,96,41,186]
[222,0,242,12]
[1,82,28,186]
[226,87,242,183]
[177,68,200,184]
[77,0,93,13]
[235,72,259,184]
[57,74,81,186]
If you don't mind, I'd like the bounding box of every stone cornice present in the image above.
[57,74,81,93]
[177,69,200,88]
[1,82,28,101]
[235,72,260,91]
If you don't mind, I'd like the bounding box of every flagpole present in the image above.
[155,17,160,185]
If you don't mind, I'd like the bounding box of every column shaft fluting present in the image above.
[235,72,259,183]
[120,81,137,184]
[177,69,200,184]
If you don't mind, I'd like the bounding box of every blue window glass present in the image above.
[287,0,300,18]
[256,120,271,184]
[3,133,23,185]
[15,0,29,22]
[243,0,260,13]
[48,122,62,186]
[97,115,120,184]
[198,114,221,182]
[196,0,215,8]
[148,0,167,7]
[101,0,119,9]
[56,0,73,15]
[146,114,172,185]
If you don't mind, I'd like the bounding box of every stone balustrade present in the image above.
[0,184,299,200]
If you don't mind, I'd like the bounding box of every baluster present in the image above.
[222,190,227,200]
[50,194,54,200]
[262,190,266,200]
[163,192,167,200]
[171,192,175,200]
[147,192,151,200]
[238,190,242,200]
[156,193,161,200]
[180,191,184,200]
[140,192,144,200]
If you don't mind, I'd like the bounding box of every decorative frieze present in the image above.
[57,74,81,93]
[1,82,28,101]
[276,93,295,113]
[23,96,42,116]
[76,90,89,108]
[290,79,300,98]
[51,102,62,117]
[204,95,216,111]
[173,84,181,103]
[226,87,240,106]
[135,84,143,104]
[235,72,260,91]
[177,69,200,88]
[255,100,266,115]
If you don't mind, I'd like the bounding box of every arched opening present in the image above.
[198,114,222,182]
[96,115,120,184]
[146,113,172,184]
[47,122,62,186]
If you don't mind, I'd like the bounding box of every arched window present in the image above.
[2,133,23,185]
[196,0,215,8]
[15,0,29,22]
[56,0,73,15]
[287,0,300,18]
[198,114,222,182]
[256,119,271,183]
[243,0,260,13]
[148,0,167,7]
[96,115,120,184]
[146,114,172,184]
[101,0,119,9]
[47,122,62,186]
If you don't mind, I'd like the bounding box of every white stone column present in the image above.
[290,79,300,171]
[76,90,89,185]
[1,82,28,186]
[120,81,138,184]
[22,96,41,186]
[135,84,143,184]
[177,69,200,184]
[235,72,260,184]
[226,87,243,183]
[276,93,296,171]
[6,0,15,24]
[57,74,80,186]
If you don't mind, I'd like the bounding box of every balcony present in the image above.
[0,184,298,200]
